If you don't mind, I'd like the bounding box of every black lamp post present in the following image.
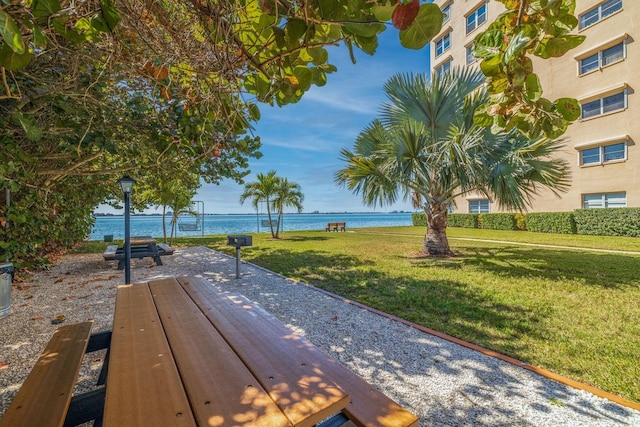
[117,175,135,284]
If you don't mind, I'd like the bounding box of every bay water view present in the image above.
[89,212,415,241]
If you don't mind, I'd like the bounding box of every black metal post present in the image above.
[235,246,241,279]
[124,191,131,284]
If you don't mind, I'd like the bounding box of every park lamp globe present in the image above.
[117,175,135,194]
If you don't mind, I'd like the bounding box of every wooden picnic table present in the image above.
[1,275,419,427]
[103,235,174,269]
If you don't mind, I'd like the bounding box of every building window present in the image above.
[442,3,451,23]
[579,42,625,75]
[469,200,490,213]
[580,141,626,165]
[581,90,626,119]
[435,32,451,57]
[435,59,451,78]
[579,0,623,29]
[466,45,476,64]
[466,3,487,34]
[583,192,626,208]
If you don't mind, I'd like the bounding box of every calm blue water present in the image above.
[89,212,415,240]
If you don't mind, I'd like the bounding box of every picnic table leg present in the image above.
[117,260,125,270]
[154,256,163,266]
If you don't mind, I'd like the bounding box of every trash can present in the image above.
[0,263,13,319]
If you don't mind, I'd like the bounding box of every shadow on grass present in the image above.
[235,247,548,357]
[410,245,640,289]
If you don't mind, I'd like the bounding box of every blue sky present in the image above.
[197,30,431,214]
[99,29,430,215]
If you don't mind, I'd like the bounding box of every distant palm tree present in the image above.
[240,170,280,237]
[335,67,570,256]
[272,178,304,238]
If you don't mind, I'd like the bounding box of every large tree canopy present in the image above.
[0,0,585,267]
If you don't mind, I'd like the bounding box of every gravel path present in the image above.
[1,246,638,426]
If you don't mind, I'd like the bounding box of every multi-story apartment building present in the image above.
[430,0,638,214]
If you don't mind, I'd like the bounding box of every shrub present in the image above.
[574,208,640,237]
[448,213,479,228]
[412,212,427,226]
[526,212,576,234]
[481,213,518,230]
[514,213,527,231]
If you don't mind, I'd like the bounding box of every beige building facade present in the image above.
[430,0,639,214]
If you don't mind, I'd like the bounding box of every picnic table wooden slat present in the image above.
[177,276,350,427]
[179,276,419,427]
[0,322,93,427]
[102,284,196,427]
[147,278,291,427]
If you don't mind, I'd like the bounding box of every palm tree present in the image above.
[335,67,570,256]
[240,170,280,237]
[272,178,304,238]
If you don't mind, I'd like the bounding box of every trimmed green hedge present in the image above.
[448,213,479,228]
[574,208,640,237]
[412,207,640,237]
[412,212,427,226]
[481,213,518,230]
[525,212,576,234]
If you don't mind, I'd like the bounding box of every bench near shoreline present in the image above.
[325,222,346,232]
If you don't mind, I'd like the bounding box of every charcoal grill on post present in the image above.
[227,235,252,279]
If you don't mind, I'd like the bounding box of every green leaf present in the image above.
[371,3,394,22]
[556,97,581,121]
[293,66,312,91]
[318,0,346,20]
[247,103,261,121]
[307,47,328,65]
[0,43,32,70]
[273,27,285,48]
[0,9,26,54]
[398,3,443,50]
[100,0,121,30]
[29,21,47,49]
[503,32,530,65]
[473,29,503,59]
[479,55,503,77]
[286,19,307,41]
[524,73,542,102]
[354,34,378,55]
[32,0,62,18]
[13,112,43,141]
[312,68,327,87]
[536,34,585,59]
[344,22,385,38]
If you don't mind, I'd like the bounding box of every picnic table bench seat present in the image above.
[0,322,111,427]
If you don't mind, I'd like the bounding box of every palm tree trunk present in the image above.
[266,201,276,238]
[423,206,454,256]
[275,211,282,238]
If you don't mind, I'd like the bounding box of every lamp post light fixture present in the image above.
[117,175,136,284]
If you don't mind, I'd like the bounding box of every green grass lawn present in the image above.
[81,226,640,403]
